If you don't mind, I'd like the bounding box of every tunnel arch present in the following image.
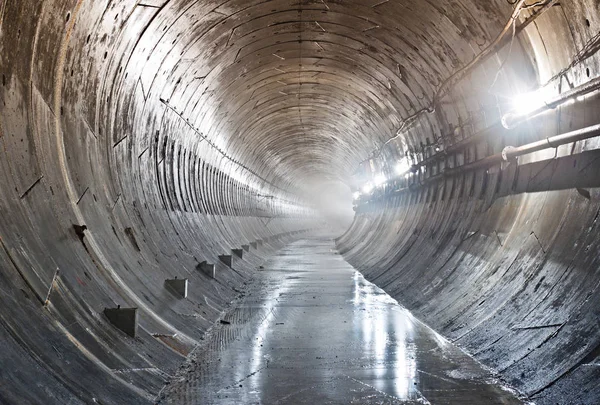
[1,0,600,403]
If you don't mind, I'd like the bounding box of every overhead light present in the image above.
[395,160,410,176]
[373,174,387,187]
[352,191,361,200]
[503,85,557,129]
[362,183,374,194]
[511,85,554,115]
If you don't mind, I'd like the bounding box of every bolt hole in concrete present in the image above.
[157,238,527,405]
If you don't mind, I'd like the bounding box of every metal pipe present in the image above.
[363,123,600,204]
[435,123,600,181]
[358,0,559,168]
[415,122,506,169]
[416,75,600,169]
[502,123,600,160]
[502,76,600,129]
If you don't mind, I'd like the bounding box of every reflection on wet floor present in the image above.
[158,238,526,405]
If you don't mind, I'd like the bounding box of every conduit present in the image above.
[503,75,600,129]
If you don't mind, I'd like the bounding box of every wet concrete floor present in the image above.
[158,238,526,404]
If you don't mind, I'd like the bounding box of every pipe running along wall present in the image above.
[0,0,599,404]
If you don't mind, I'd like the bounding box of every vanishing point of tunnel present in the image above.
[1,0,599,404]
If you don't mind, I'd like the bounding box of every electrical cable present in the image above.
[358,0,532,165]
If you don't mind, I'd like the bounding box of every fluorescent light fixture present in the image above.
[373,174,387,187]
[362,183,374,194]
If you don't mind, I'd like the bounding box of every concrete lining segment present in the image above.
[0,0,598,404]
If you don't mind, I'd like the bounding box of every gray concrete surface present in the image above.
[158,238,525,405]
[1,0,599,403]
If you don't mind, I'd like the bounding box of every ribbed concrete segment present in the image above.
[1,0,599,403]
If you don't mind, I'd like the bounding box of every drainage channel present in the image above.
[157,237,528,405]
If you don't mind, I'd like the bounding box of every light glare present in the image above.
[512,86,554,114]
[395,160,411,176]
[374,174,387,187]
[362,183,374,194]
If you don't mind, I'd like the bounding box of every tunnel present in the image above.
[1,0,599,403]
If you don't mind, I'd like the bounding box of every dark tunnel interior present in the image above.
[1,0,600,403]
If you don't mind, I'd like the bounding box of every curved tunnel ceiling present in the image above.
[74,0,523,190]
[1,0,600,404]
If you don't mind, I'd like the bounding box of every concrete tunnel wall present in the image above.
[0,0,599,404]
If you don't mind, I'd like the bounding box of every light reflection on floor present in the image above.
[159,238,525,405]
[352,270,418,400]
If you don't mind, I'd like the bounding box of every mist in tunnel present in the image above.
[0,0,600,404]
[304,179,355,235]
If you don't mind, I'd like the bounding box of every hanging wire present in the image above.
[490,17,518,90]
[360,0,531,164]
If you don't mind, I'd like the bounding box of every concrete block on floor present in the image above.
[232,248,243,259]
[197,261,215,278]
[104,306,138,338]
[242,244,250,252]
[165,278,188,298]
[219,255,233,267]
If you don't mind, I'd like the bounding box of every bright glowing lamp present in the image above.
[503,85,557,129]
[511,86,554,115]
[373,174,387,187]
[395,160,410,176]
